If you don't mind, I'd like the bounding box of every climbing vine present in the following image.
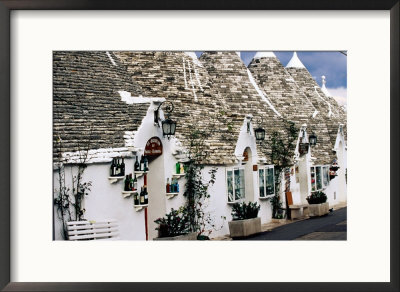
[54,135,92,239]
[178,111,230,238]
[182,120,226,238]
[265,120,298,219]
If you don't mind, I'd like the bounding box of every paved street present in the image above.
[241,207,347,240]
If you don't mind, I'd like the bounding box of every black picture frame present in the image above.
[0,1,399,291]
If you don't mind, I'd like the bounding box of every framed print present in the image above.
[1,1,399,291]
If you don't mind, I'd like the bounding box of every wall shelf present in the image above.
[134,204,148,212]
[166,193,179,199]
[134,171,147,177]
[172,173,185,179]
[108,176,124,184]
[259,196,273,200]
[122,191,138,198]
[127,147,143,153]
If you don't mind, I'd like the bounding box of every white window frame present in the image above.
[322,166,330,188]
[258,165,275,199]
[226,167,245,203]
[310,165,330,192]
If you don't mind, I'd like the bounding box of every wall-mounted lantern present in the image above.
[253,116,265,141]
[309,132,317,146]
[162,116,176,138]
[255,127,266,141]
[154,101,176,139]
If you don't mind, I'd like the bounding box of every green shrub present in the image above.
[231,202,260,221]
[306,191,327,204]
[154,207,189,238]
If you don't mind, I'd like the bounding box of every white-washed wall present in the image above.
[53,162,146,240]
[53,105,347,240]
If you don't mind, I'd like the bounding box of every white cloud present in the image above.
[327,86,347,107]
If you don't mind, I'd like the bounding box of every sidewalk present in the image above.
[212,202,347,241]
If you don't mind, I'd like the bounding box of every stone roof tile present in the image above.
[200,52,294,164]
[53,51,149,162]
[114,51,238,165]
[248,55,335,165]
[286,66,347,148]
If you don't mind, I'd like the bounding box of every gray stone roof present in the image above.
[53,51,150,162]
[285,66,347,148]
[199,52,294,164]
[248,55,335,164]
[114,51,238,164]
[53,51,344,167]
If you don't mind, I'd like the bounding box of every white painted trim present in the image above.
[246,68,281,117]
[258,164,275,198]
[106,51,117,66]
[226,167,246,203]
[118,91,165,104]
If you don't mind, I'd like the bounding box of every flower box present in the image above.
[153,232,197,241]
[228,217,261,238]
[308,202,329,217]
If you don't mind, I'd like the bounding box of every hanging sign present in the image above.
[144,137,163,157]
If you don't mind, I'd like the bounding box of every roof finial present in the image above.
[253,52,276,59]
[286,51,306,69]
[321,75,332,97]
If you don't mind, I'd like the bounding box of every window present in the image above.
[227,168,245,202]
[316,166,322,190]
[259,165,275,198]
[323,166,329,187]
[310,165,330,192]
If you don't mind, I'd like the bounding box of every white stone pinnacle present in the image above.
[286,52,306,68]
[253,52,276,59]
[321,75,332,97]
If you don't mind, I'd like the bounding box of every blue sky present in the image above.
[195,51,347,107]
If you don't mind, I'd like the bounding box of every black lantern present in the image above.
[154,101,176,139]
[162,116,176,139]
[309,133,317,146]
[254,127,266,141]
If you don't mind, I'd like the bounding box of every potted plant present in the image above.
[330,160,340,172]
[228,202,261,238]
[153,207,197,240]
[306,191,329,217]
[329,170,337,180]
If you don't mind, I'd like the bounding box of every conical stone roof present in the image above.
[248,53,335,164]
[200,51,294,164]
[114,51,238,164]
[285,53,347,148]
[53,51,149,162]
